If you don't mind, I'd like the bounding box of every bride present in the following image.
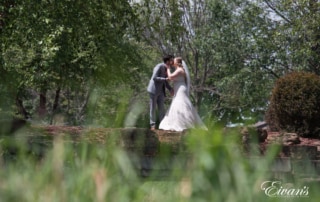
[159,57,207,131]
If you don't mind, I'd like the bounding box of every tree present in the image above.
[261,0,320,74]
[134,0,278,125]
[1,0,143,125]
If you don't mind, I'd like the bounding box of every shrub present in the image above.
[266,71,320,138]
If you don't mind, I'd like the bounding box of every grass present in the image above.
[0,126,319,201]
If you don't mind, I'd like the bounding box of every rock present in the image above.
[241,124,268,144]
[254,121,269,142]
[282,132,300,145]
[282,145,317,159]
[257,127,268,142]
[254,121,268,129]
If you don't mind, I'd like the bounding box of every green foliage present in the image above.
[266,71,320,137]
[2,126,314,201]
[1,0,144,124]
[134,0,278,125]
[3,0,320,127]
[261,0,320,75]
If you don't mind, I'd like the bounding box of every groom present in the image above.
[147,55,174,130]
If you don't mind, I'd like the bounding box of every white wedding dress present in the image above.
[159,71,207,132]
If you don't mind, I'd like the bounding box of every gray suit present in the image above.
[147,63,173,127]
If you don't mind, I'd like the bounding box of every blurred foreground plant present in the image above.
[0,126,318,202]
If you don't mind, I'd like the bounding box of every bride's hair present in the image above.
[175,57,183,67]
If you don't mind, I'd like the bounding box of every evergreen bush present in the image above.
[266,71,320,138]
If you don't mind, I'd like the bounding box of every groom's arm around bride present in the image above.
[147,55,174,130]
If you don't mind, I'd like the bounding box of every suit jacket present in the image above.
[147,63,172,96]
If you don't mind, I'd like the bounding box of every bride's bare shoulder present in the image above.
[178,67,186,74]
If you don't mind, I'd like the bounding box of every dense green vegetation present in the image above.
[2,126,317,202]
[266,72,320,138]
[1,0,320,127]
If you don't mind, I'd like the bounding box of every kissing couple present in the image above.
[147,55,207,131]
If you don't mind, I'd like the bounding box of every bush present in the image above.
[266,71,320,138]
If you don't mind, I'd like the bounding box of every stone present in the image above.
[282,145,318,159]
[282,132,300,145]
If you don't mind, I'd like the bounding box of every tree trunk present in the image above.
[49,87,61,125]
[52,87,61,112]
[15,96,29,119]
[38,89,47,118]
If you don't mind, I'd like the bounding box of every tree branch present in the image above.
[263,0,292,24]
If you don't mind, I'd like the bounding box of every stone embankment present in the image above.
[4,123,320,180]
[241,122,320,182]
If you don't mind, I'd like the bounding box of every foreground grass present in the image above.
[0,126,319,201]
